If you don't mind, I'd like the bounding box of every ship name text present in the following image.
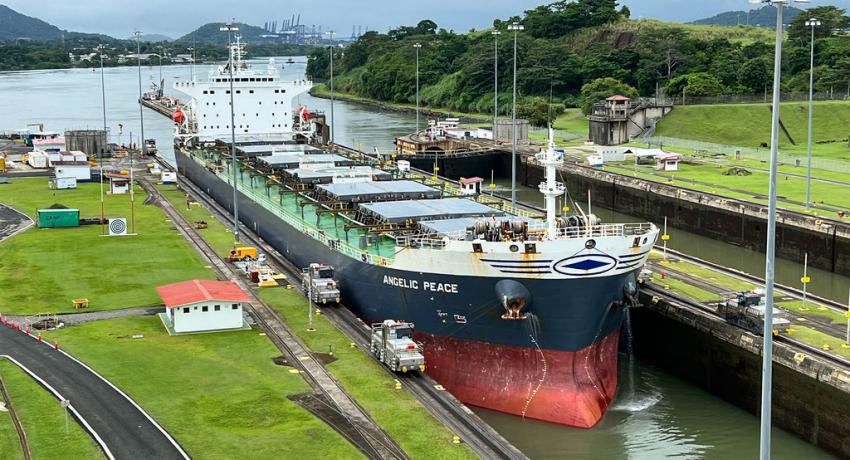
[383,275,458,294]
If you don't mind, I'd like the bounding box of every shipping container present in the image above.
[37,208,80,228]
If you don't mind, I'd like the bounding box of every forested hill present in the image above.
[0,4,115,42]
[306,0,850,127]
[690,5,803,28]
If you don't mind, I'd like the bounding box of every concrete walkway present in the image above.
[0,325,188,459]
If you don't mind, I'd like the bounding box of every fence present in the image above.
[664,91,850,107]
[640,135,850,174]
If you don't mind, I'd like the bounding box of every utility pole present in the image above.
[805,18,821,210]
[492,30,501,144]
[755,2,801,459]
[507,22,524,209]
[327,30,336,144]
[98,44,107,234]
[220,21,240,243]
[414,43,422,134]
[133,31,144,234]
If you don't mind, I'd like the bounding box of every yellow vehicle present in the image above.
[227,246,257,262]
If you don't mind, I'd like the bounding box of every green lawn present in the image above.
[0,178,215,315]
[603,160,850,217]
[0,360,103,460]
[0,374,25,460]
[260,289,476,460]
[655,101,850,161]
[778,300,848,325]
[157,184,235,257]
[789,325,850,360]
[41,316,362,460]
[651,272,718,303]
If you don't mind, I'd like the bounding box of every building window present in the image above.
[215,305,220,311]
[210,90,215,94]
[249,90,254,94]
[194,306,198,310]
[202,306,208,312]
[274,89,279,94]
[183,307,189,314]
[232,304,239,310]
[226,90,230,94]
[202,90,208,94]
[236,90,241,94]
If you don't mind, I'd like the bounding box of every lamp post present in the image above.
[220,21,240,243]
[507,21,524,209]
[751,2,810,460]
[805,17,821,210]
[492,30,501,144]
[327,30,336,144]
[97,44,107,232]
[133,31,144,234]
[414,43,422,134]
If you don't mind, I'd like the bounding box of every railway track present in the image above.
[156,157,526,460]
[140,177,408,460]
[640,282,850,370]
[0,372,31,460]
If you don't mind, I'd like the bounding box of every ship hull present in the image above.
[175,149,635,427]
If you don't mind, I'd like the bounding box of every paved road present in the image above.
[0,325,188,459]
[0,204,32,241]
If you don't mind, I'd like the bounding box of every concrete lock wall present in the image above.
[631,294,850,458]
[519,159,850,276]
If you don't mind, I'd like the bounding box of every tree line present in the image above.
[306,0,850,126]
[0,39,313,72]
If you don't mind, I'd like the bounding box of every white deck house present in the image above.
[157,280,251,333]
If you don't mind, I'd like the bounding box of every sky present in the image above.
[3,0,849,39]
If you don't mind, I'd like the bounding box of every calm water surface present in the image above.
[0,61,838,459]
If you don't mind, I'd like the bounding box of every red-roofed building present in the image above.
[605,95,630,101]
[157,280,251,333]
[459,177,484,196]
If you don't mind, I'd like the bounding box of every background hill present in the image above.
[175,22,276,45]
[0,4,115,42]
[0,4,64,41]
[690,5,803,28]
[129,33,172,43]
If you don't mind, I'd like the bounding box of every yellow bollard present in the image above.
[350,342,356,348]
[394,380,402,390]
[452,435,460,445]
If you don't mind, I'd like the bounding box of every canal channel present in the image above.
[0,60,839,459]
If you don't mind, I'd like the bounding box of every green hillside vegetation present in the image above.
[655,101,850,160]
[690,5,803,28]
[306,0,850,126]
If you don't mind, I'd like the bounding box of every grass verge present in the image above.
[789,326,850,360]
[260,288,476,460]
[157,184,235,257]
[0,178,214,315]
[41,316,361,459]
[0,360,102,460]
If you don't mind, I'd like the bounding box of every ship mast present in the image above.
[536,127,565,239]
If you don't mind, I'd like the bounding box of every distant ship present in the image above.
[170,38,659,428]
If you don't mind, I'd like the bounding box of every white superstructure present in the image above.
[173,38,312,141]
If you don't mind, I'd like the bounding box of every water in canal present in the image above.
[0,62,839,459]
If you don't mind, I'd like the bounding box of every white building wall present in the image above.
[55,165,91,181]
[172,300,244,333]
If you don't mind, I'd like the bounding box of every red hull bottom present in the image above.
[420,329,620,428]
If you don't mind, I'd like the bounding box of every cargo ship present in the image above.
[170,40,659,428]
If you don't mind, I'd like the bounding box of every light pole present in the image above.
[752,2,810,460]
[188,46,195,82]
[414,43,422,134]
[133,31,144,234]
[327,30,336,144]
[220,21,240,243]
[98,44,107,232]
[155,47,164,82]
[507,22,524,208]
[805,17,821,210]
[492,30,501,144]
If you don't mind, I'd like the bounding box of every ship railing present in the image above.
[400,222,656,246]
[215,167,394,267]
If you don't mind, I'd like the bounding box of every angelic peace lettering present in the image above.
[383,275,458,294]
